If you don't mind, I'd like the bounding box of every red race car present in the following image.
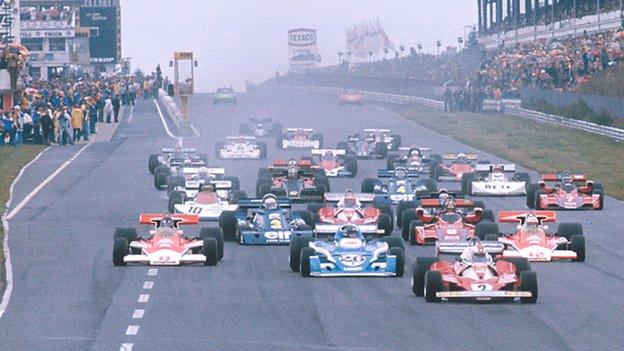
[339,89,364,105]
[256,159,330,200]
[308,190,394,236]
[488,211,585,262]
[112,213,224,266]
[412,239,538,303]
[307,149,358,177]
[400,196,494,245]
[429,153,479,181]
[527,172,604,210]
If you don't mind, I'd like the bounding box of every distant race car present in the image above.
[338,89,364,105]
[489,211,585,262]
[238,118,282,138]
[411,239,538,303]
[112,213,224,266]
[429,153,479,182]
[308,149,358,177]
[399,194,494,246]
[162,165,237,198]
[149,147,209,190]
[289,224,406,277]
[461,163,531,196]
[170,181,244,221]
[212,87,237,105]
[277,128,323,149]
[308,191,394,236]
[218,194,315,244]
[386,146,441,173]
[153,157,211,191]
[216,136,267,159]
[527,172,604,210]
[361,167,437,203]
[256,159,330,201]
[338,129,400,158]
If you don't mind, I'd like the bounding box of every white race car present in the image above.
[277,128,323,149]
[461,164,531,196]
[171,182,243,221]
[216,136,267,159]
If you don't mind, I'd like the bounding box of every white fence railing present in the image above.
[158,89,182,129]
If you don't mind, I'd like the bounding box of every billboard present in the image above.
[346,20,395,59]
[288,28,321,72]
[79,6,117,64]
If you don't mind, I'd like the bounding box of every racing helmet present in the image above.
[261,194,278,210]
[287,159,297,167]
[444,197,456,212]
[408,148,421,157]
[395,167,407,179]
[457,153,467,162]
[343,190,357,208]
[324,150,333,157]
[198,166,210,178]
[341,224,360,238]
[202,183,215,192]
[471,242,487,259]
[161,212,174,228]
[561,173,573,184]
[183,159,192,166]
[525,212,539,229]
[287,167,298,179]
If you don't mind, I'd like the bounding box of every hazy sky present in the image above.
[121,0,476,92]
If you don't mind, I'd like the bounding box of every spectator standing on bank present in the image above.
[71,104,83,142]
[112,95,121,122]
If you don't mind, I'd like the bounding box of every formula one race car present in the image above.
[162,165,238,198]
[487,211,585,262]
[411,238,538,303]
[308,149,358,177]
[386,146,441,173]
[461,163,531,196]
[289,224,406,277]
[277,128,323,149]
[170,181,244,221]
[218,194,314,244]
[216,136,267,159]
[361,167,437,203]
[149,146,208,174]
[113,213,224,266]
[153,157,213,191]
[308,191,394,236]
[338,89,364,105]
[338,129,400,158]
[238,118,282,138]
[429,153,478,181]
[527,172,604,210]
[399,194,494,245]
[212,87,237,105]
[256,159,330,201]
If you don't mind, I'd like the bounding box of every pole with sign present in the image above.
[169,51,197,119]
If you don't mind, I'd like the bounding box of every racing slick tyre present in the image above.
[390,134,401,151]
[257,181,272,198]
[389,247,405,277]
[300,247,315,277]
[203,238,219,266]
[113,238,129,266]
[115,227,139,243]
[293,210,315,227]
[480,209,495,223]
[168,191,186,213]
[374,142,388,158]
[569,234,585,262]
[378,214,393,236]
[475,222,500,240]
[215,142,225,159]
[386,154,398,170]
[238,123,251,134]
[485,234,499,241]
[236,223,252,244]
[258,142,268,159]
[519,271,538,303]
[313,175,330,192]
[408,220,423,245]
[223,176,240,191]
[166,175,185,196]
[424,271,443,302]
[526,183,539,208]
[506,257,531,275]
[429,163,442,181]
[219,211,238,241]
[314,184,327,198]
[336,141,350,151]
[306,203,323,216]
[401,210,418,241]
[344,157,358,177]
[375,204,393,227]
[230,190,247,204]
[257,167,270,178]
[430,154,442,162]
[557,222,583,240]
[461,173,476,195]
[200,228,225,261]
[381,236,405,250]
[514,172,531,183]
[289,237,312,272]
[361,178,376,193]
[412,257,439,296]
[154,166,170,190]
[420,178,437,193]
[311,133,324,149]
[395,201,416,229]
[148,154,160,174]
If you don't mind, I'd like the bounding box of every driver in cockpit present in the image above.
[336,190,361,210]
[459,239,493,265]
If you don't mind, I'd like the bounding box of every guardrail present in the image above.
[309,86,624,141]
[157,89,182,130]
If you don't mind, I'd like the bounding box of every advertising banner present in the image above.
[288,28,321,72]
[346,20,395,58]
[79,6,117,63]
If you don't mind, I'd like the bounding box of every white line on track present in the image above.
[119,343,133,351]
[125,325,139,336]
[147,268,158,276]
[132,309,145,319]
[0,147,51,319]
[138,294,150,303]
[153,100,182,143]
[190,123,200,137]
[142,281,154,290]
[127,105,134,123]
[6,142,92,220]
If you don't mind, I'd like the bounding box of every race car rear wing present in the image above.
[285,128,314,133]
[237,198,292,209]
[377,169,420,178]
[324,192,377,203]
[442,153,478,161]
[498,211,556,224]
[311,149,346,156]
[398,146,430,152]
[475,164,516,172]
[162,147,196,154]
[209,180,232,190]
[139,213,199,227]
[364,128,391,133]
[314,224,384,235]
[226,135,257,140]
[436,240,504,255]
[419,198,475,208]
[416,190,464,200]
[542,173,586,182]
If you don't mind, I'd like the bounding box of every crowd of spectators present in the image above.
[20,6,73,23]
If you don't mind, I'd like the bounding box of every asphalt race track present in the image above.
[1,85,623,351]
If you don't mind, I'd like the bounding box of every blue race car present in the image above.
[218,194,314,245]
[289,224,405,277]
[361,167,437,204]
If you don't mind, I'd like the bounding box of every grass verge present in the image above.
[0,145,45,291]
[393,104,624,200]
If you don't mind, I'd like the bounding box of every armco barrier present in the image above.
[157,89,182,130]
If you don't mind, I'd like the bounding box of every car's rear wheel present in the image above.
[506,257,531,275]
[475,222,499,240]
[289,237,312,272]
[380,236,405,250]
[113,238,128,266]
[424,271,443,302]
[219,211,238,241]
[361,178,376,193]
[200,228,224,261]
[570,234,585,262]
[557,222,583,240]
[461,172,476,195]
[378,213,393,236]
[300,247,315,277]
[389,247,405,277]
[408,220,423,245]
[412,257,439,296]
[374,142,388,158]
[202,238,219,266]
[395,200,416,229]
[148,154,160,174]
[480,209,495,223]
[168,191,186,213]
[401,210,417,241]
[526,183,538,208]
[519,271,538,303]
